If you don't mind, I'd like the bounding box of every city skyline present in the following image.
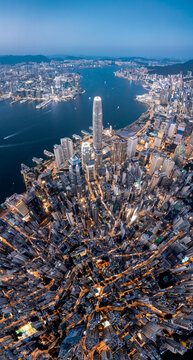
[0,0,193,58]
[1,66,193,358]
[1,1,193,357]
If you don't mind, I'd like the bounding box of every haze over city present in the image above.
[0,0,193,58]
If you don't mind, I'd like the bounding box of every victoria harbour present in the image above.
[0,66,147,203]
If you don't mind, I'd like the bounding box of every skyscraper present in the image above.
[81,142,92,168]
[93,96,103,151]
[127,136,138,158]
[168,123,176,138]
[86,162,95,182]
[162,158,175,177]
[61,137,74,160]
[111,138,127,163]
[149,153,164,175]
[54,144,65,169]
[189,131,193,146]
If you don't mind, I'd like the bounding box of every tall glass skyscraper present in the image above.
[61,137,74,160]
[93,96,103,151]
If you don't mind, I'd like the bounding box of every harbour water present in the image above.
[0,66,147,203]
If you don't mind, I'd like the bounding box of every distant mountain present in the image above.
[149,59,193,75]
[0,55,50,65]
[119,56,156,61]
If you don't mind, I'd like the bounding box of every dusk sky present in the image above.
[0,0,193,59]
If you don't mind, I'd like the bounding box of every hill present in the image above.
[148,59,193,75]
[0,55,50,65]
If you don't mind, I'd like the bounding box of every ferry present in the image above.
[43,150,54,157]
[20,99,28,104]
[36,99,52,109]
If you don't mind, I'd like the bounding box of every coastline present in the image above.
[116,77,150,133]
[0,66,147,202]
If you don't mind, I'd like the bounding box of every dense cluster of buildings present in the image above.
[115,67,193,118]
[0,60,85,108]
[0,69,193,360]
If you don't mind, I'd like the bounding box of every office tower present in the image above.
[154,137,162,149]
[93,96,103,150]
[91,202,98,222]
[66,210,74,226]
[86,162,95,182]
[168,123,176,138]
[95,150,103,168]
[139,150,149,166]
[69,165,76,193]
[149,153,164,175]
[162,158,175,177]
[154,118,161,131]
[5,194,29,217]
[81,142,92,167]
[55,76,61,89]
[150,171,160,191]
[174,124,185,144]
[111,138,127,163]
[189,131,193,146]
[158,122,167,138]
[54,144,65,169]
[76,164,82,193]
[68,157,81,194]
[61,137,74,160]
[160,91,168,105]
[32,180,46,200]
[127,136,138,158]
[24,192,45,223]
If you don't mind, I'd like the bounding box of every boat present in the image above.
[43,150,54,157]
[36,99,52,109]
[20,99,28,104]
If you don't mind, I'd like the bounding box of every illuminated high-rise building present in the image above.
[93,96,103,151]
[54,144,65,169]
[189,131,193,146]
[162,158,175,177]
[55,76,61,89]
[111,138,127,163]
[168,123,176,138]
[61,137,74,160]
[86,162,95,182]
[127,136,138,158]
[149,153,164,175]
[154,137,162,149]
[81,142,92,168]
[150,171,160,191]
[95,150,103,168]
